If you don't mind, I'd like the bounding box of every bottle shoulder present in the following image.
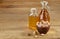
[29,13,38,17]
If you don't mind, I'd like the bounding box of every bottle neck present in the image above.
[42,5,47,9]
[30,12,38,16]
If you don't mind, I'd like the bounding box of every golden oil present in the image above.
[29,16,39,31]
[28,8,39,31]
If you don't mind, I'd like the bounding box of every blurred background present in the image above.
[0,0,60,39]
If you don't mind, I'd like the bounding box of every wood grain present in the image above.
[0,0,60,39]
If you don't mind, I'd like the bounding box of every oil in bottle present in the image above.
[36,1,50,35]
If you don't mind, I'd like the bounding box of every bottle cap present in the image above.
[30,8,38,16]
[40,1,50,11]
[30,8,37,13]
[41,1,48,7]
[31,8,37,12]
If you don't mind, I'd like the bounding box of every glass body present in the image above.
[37,8,50,34]
[29,14,39,31]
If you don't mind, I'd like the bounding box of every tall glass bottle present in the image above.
[37,1,50,35]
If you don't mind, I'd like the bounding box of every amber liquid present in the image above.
[37,8,50,34]
[29,16,39,31]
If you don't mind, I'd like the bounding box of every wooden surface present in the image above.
[0,0,60,39]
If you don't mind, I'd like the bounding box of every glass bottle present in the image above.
[29,8,39,31]
[37,1,50,35]
[28,8,39,37]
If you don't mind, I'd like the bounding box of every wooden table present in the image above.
[0,0,60,39]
